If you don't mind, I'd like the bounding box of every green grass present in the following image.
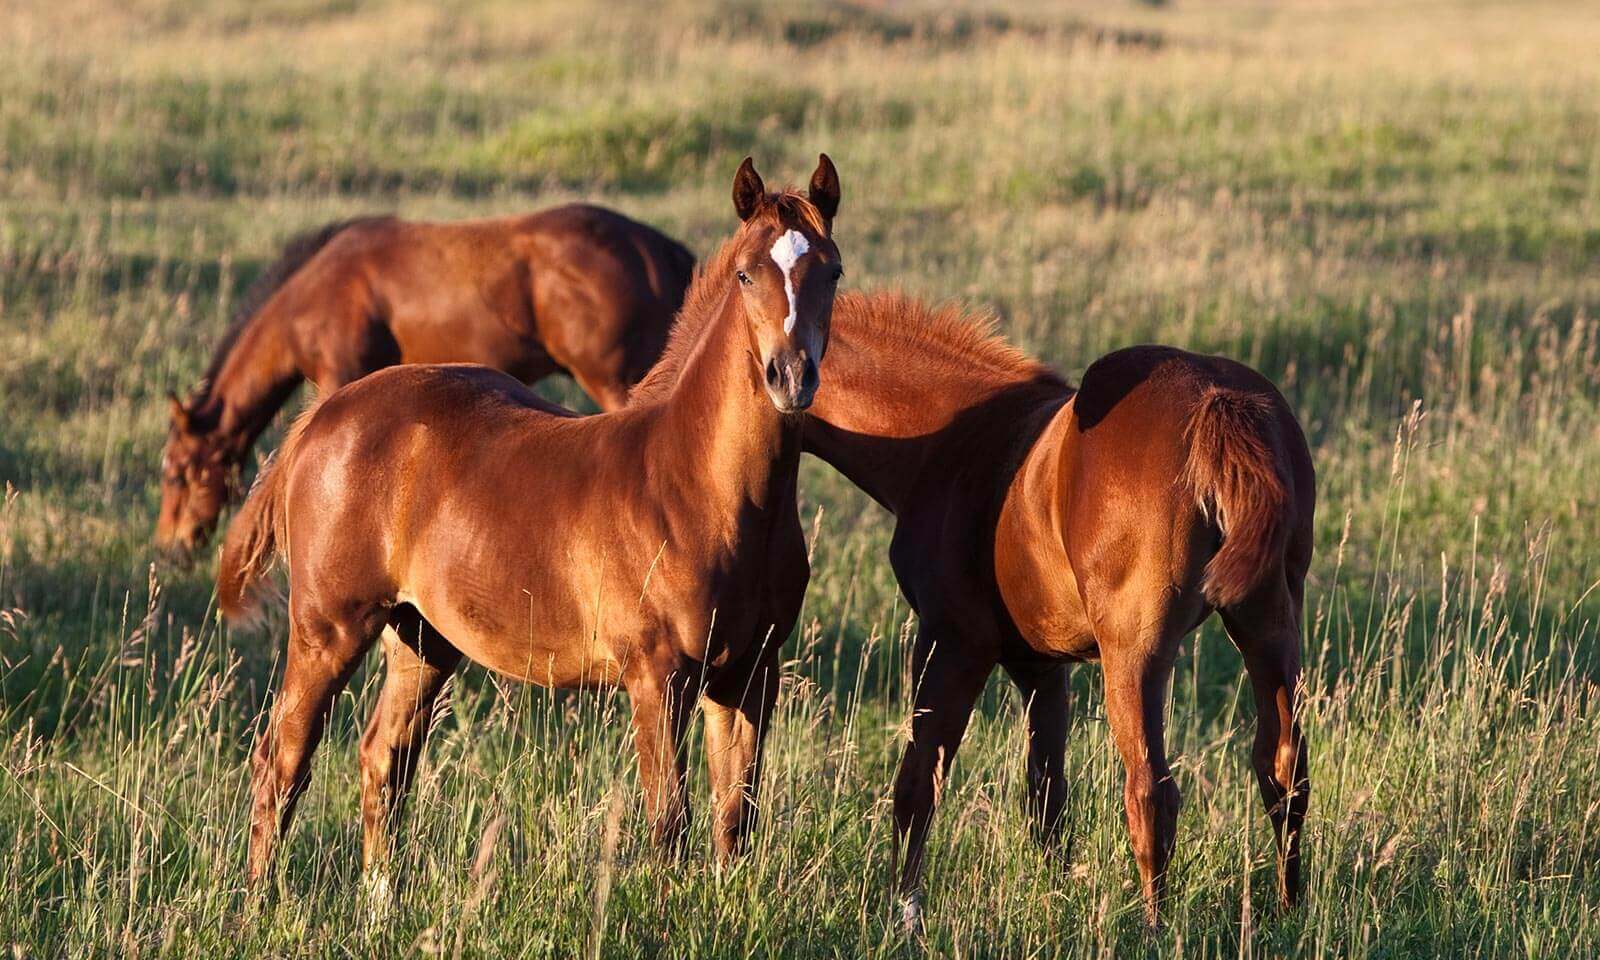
[3,0,1599,955]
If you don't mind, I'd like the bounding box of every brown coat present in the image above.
[157,204,694,553]
[217,157,845,888]
[804,292,1315,925]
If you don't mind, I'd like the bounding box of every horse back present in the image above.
[261,209,691,392]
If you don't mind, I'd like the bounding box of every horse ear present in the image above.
[732,157,765,222]
[168,391,190,430]
[808,153,840,226]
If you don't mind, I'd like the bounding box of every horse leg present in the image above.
[1001,661,1072,858]
[701,659,780,864]
[247,612,376,885]
[892,625,991,931]
[1101,632,1182,927]
[358,614,461,902]
[1220,573,1310,910]
[624,662,699,857]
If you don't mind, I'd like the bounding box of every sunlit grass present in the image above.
[2,0,1598,955]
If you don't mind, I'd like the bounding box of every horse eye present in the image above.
[736,270,752,286]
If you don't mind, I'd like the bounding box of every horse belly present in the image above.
[402,579,626,689]
[394,506,638,689]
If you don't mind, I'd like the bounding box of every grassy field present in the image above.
[3,0,1600,955]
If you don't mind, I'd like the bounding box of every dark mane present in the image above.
[194,216,393,403]
[628,191,826,404]
[832,290,1068,389]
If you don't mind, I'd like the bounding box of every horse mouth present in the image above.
[768,393,815,416]
[156,526,209,566]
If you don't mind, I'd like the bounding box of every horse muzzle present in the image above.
[764,351,819,414]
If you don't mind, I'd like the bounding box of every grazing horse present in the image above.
[157,204,696,554]
[217,156,844,887]
[803,292,1315,927]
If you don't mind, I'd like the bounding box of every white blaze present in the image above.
[769,229,810,334]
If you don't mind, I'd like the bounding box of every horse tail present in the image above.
[216,402,320,623]
[1181,386,1294,609]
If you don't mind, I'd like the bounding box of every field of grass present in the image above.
[3,0,1600,955]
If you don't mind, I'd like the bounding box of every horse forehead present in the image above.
[767,228,812,271]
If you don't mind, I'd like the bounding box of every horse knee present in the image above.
[893,750,941,829]
[892,759,924,816]
[1161,777,1181,815]
[1124,771,1182,841]
[1280,738,1311,822]
[250,727,273,771]
[253,727,308,795]
[358,731,392,796]
[1279,730,1308,785]
[1253,726,1308,807]
[1126,768,1180,808]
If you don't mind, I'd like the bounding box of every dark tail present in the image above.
[1182,387,1294,608]
[216,403,320,623]
[200,216,393,388]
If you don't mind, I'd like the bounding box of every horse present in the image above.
[802,292,1315,928]
[156,203,696,554]
[216,156,844,890]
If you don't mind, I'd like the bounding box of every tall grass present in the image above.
[2,0,1598,955]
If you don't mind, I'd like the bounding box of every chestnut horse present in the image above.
[157,204,695,553]
[217,157,844,887]
[803,292,1314,927]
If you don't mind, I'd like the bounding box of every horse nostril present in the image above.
[801,360,818,393]
[765,357,781,388]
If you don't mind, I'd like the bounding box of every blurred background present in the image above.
[2,1,1598,955]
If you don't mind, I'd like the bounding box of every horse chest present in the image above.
[652,509,807,668]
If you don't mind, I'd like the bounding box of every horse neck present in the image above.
[193,309,303,462]
[804,321,1062,515]
[659,286,795,507]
